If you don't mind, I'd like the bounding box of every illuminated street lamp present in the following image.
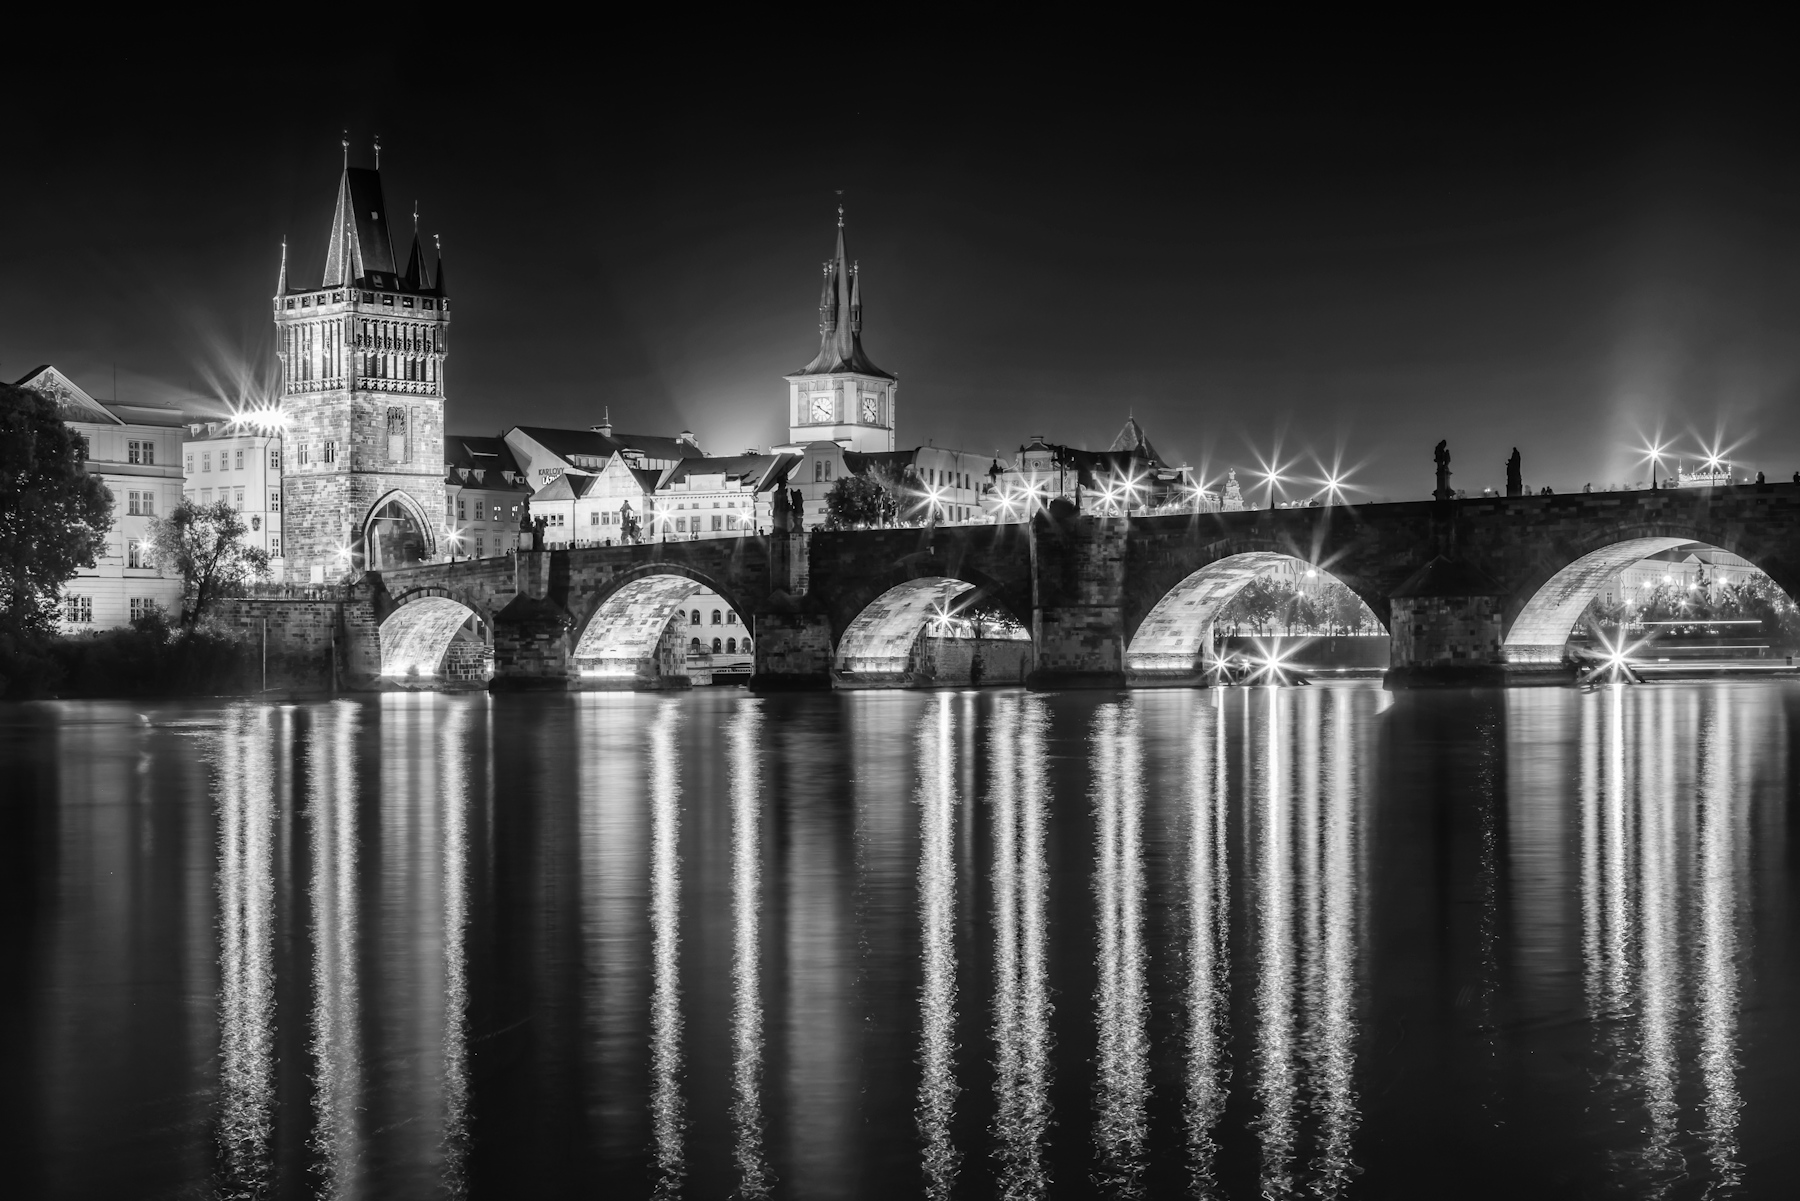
[1639,437,1670,490]
[443,525,464,563]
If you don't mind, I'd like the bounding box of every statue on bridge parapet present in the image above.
[1434,441,1453,502]
[1506,448,1522,498]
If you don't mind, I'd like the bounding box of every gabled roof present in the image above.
[792,210,894,380]
[445,434,532,490]
[14,366,121,425]
[531,471,599,501]
[510,425,706,465]
[662,453,797,491]
[1110,417,1164,467]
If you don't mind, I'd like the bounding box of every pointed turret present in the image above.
[795,205,891,379]
[276,238,288,295]
[319,165,399,288]
[432,235,448,296]
[404,233,431,291]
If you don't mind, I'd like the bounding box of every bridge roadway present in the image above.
[270,483,1800,690]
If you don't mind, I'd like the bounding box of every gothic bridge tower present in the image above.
[274,149,449,581]
[784,206,896,453]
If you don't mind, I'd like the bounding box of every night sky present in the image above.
[6,43,1799,501]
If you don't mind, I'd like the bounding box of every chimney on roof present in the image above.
[679,430,696,447]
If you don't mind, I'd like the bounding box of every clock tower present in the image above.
[783,207,896,453]
[274,148,449,581]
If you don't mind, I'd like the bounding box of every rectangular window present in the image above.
[234,487,245,509]
[127,542,144,569]
[711,515,723,531]
[201,488,214,504]
[590,511,599,525]
[235,449,245,471]
[475,500,485,521]
[457,499,467,520]
[476,536,484,557]
[185,453,194,474]
[202,452,211,472]
[726,514,739,530]
[676,517,687,533]
[142,491,154,516]
[270,535,280,557]
[63,595,92,624]
[127,490,141,516]
[270,448,281,471]
[269,489,280,512]
[128,440,143,464]
[130,597,151,621]
[323,441,337,463]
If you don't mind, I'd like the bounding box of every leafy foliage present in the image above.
[823,469,902,530]
[1580,571,1800,647]
[148,498,270,629]
[1217,574,1381,637]
[0,381,114,697]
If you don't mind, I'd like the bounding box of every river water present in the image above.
[2,682,1797,1199]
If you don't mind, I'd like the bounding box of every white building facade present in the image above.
[182,421,285,574]
[17,366,186,628]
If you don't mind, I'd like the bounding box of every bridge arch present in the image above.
[379,594,489,681]
[1125,550,1381,676]
[569,564,755,682]
[1503,528,1800,663]
[833,575,1033,683]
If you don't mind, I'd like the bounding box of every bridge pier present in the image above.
[749,610,834,690]
[1383,556,1510,688]
[1026,511,1127,689]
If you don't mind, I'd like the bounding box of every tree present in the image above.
[0,381,113,695]
[148,498,270,629]
[823,469,901,530]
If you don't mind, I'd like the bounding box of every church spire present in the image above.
[276,237,288,295]
[796,202,891,379]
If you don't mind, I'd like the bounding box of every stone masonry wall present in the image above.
[1389,595,1504,667]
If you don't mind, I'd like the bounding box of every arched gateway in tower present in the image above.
[274,150,450,582]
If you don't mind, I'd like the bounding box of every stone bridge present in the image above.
[241,483,1800,690]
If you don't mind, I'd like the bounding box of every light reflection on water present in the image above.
[990,694,1052,1200]
[1092,702,1150,1196]
[916,694,961,1199]
[214,707,277,1199]
[308,701,362,1198]
[7,682,1795,1198]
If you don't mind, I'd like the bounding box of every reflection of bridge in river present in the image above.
[250,485,1800,689]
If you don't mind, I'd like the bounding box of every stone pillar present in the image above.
[1384,556,1509,688]
[489,593,575,691]
[1026,509,1127,689]
[748,610,833,690]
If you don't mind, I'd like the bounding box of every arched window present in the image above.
[741,637,752,654]
[690,609,701,625]
[689,637,701,653]
[712,638,723,653]
[727,612,737,625]
[726,638,737,653]
[712,609,722,625]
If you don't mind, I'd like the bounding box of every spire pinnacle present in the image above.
[277,237,288,294]
[374,134,381,169]
[413,200,419,233]
[341,131,348,167]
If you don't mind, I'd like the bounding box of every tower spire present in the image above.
[374,134,381,169]
[276,237,288,294]
[341,131,348,167]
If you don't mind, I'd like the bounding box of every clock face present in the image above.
[810,394,833,422]
[861,395,879,422]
